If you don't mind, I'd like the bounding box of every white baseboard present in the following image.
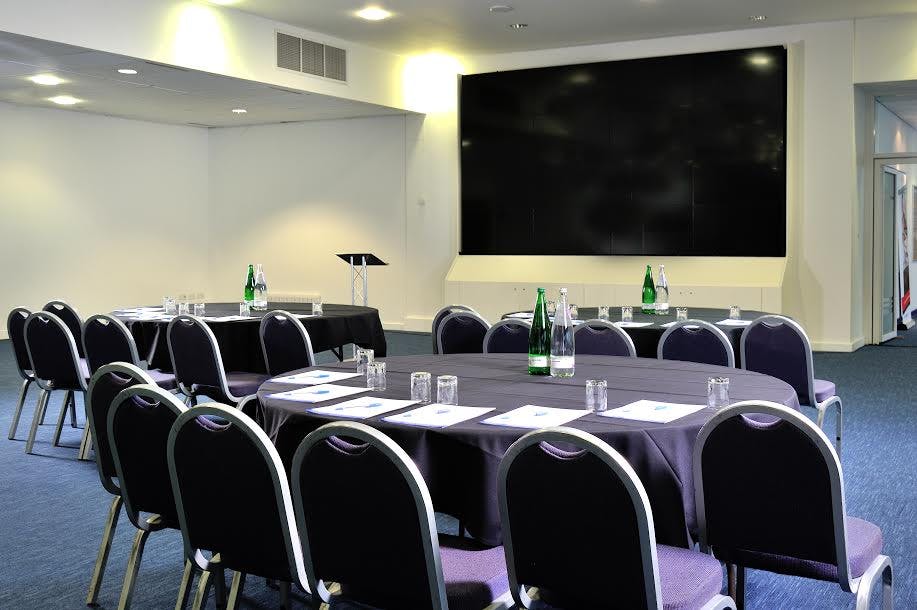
[811,338,863,352]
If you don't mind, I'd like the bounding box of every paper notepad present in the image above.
[271,370,362,385]
[310,397,419,420]
[600,399,706,424]
[615,321,653,328]
[660,321,700,329]
[382,404,493,428]
[481,405,590,429]
[269,384,370,404]
[716,319,752,326]
[202,315,251,322]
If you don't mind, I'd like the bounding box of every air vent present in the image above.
[275,31,347,83]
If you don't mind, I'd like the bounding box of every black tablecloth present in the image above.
[117,303,386,373]
[505,306,771,363]
[257,353,798,548]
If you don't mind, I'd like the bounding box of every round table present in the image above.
[504,306,772,363]
[115,302,387,374]
[257,353,798,548]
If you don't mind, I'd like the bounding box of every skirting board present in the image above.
[812,337,865,352]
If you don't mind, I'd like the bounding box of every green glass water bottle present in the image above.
[641,265,656,314]
[244,264,255,304]
[528,288,551,375]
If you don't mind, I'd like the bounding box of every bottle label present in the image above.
[550,356,574,368]
[528,355,548,367]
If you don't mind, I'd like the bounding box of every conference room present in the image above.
[1,1,915,608]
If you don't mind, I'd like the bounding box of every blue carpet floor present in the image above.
[0,333,913,608]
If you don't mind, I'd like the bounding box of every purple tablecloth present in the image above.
[257,353,798,548]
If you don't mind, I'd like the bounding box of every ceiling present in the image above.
[0,30,404,128]
[222,0,917,55]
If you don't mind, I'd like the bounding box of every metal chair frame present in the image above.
[43,299,84,356]
[657,319,736,368]
[574,319,638,357]
[483,318,532,354]
[498,427,735,610]
[435,310,491,355]
[166,315,246,406]
[740,315,843,453]
[7,307,34,440]
[694,401,892,609]
[431,305,477,354]
[259,310,317,376]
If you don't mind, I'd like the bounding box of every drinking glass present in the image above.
[586,379,608,413]
[598,305,610,321]
[239,301,251,317]
[437,375,458,405]
[546,300,557,316]
[367,361,386,391]
[707,377,730,409]
[163,297,177,315]
[193,303,206,317]
[178,302,190,315]
[729,305,741,320]
[411,372,432,404]
[356,348,374,374]
[312,298,324,316]
[676,307,689,321]
[569,304,578,320]
[621,306,633,322]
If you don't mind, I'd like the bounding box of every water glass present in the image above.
[193,303,205,317]
[569,304,579,320]
[586,379,608,413]
[163,297,177,315]
[411,372,432,404]
[729,305,741,320]
[312,299,324,316]
[239,301,251,317]
[621,306,633,322]
[437,375,458,405]
[178,302,190,316]
[598,305,610,321]
[367,361,386,391]
[707,377,730,409]
[546,300,557,316]
[676,307,689,321]
[356,348,374,374]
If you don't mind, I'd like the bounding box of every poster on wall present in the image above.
[896,185,912,325]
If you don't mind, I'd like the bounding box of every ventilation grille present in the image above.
[276,32,347,82]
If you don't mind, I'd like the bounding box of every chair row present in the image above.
[434,306,843,453]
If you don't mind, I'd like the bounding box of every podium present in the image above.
[336,253,387,306]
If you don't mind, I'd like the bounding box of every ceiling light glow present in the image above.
[489,5,514,13]
[749,15,767,22]
[356,6,392,21]
[117,68,139,75]
[48,95,81,105]
[232,108,247,114]
[28,74,65,86]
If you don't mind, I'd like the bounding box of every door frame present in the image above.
[872,158,914,342]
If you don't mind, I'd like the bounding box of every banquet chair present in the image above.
[44,299,86,358]
[83,314,177,388]
[108,383,191,610]
[84,363,157,606]
[437,311,491,355]
[432,304,477,354]
[167,403,311,610]
[740,315,843,454]
[483,318,532,354]
[574,319,638,357]
[23,311,86,455]
[259,310,316,376]
[7,307,35,440]
[498,427,734,610]
[291,421,512,609]
[658,320,735,368]
[694,401,892,610]
[167,315,268,407]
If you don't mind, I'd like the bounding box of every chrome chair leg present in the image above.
[86,496,124,607]
[78,425,94,461]
[279,581,291,610]
[175,560,196,610]
[226,572,246,610]
[7,378,32,440]
[191,570,212,610]
[52,390,73,447]
[117,523,155,610]
[25,389,50,454]
[70,391,79,428]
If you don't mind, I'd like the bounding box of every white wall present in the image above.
[0,101,209,339]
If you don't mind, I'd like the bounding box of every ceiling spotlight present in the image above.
[508,23,528,29]
[231,108,247,114]
[489,4,514,12]
[117,68,139,75]
[48,95,81,105]
[355,6,392,21]
[749,15,767,22]
[28,74,65,86]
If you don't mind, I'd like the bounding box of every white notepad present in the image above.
[480,405,590,429]
[615,321,654,328]
[716,319,752,326]
[271,370,362,385]
[600,399,706,424]
[660,321,699,329]
[382,404,493,428]
[268,384,370,404]
[202,315,251,322]
[310,397,419,420]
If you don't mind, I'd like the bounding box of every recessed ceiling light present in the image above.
[749,15,767,22]
[117,68,139,75]
[232,108,247,114]
[28,74,65,86]
[48,95,81,105]
[355,6,392,21]
[509,23,528,29]
[489,4,514,12]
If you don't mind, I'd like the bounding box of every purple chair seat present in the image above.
[194,372,269,401]
[657,544,724,610]
[814,379,836,403]
[730,516,882,582]
[146,368,178,391]
[438,535,509,610]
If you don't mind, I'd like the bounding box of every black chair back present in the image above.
[24,311,86,391]
[574,320,637,357]
[167,404,306,584]
[87,363,155,496]
[7,307,32,379]
[741,316,814,406]
[259,310,316,376]
[498,427,661,608]
[43,300,84,357]
[109,384,186,528]
[292,421,446,608]
[483,319,532,354]
[83,314,141,375]
[658,320,735,367]
[431,305,475,354]
[437,311,490,354]
[167,315,226,394]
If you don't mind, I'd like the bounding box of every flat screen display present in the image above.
[459,46,787,256]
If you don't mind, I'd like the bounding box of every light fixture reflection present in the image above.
[117,68,139,75]
[748,54,773,67]
[356,6,392,21]
[48,95,81,105]
[28,74,65,86]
